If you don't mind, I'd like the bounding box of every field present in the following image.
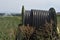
[0,16,22,40]
[57,16,60,35]
[0,16,60,40]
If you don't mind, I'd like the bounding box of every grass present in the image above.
[0,16,22,40]
[0,15,60,40]
[57,15,60,35]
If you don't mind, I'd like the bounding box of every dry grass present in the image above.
[16,25,36,40]
[19,26,35,36]
[0,16,59,40]
[16,19,58,40]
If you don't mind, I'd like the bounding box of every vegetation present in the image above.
[57,15,60,34]
[0,15,60,40]
[0,16,22,40]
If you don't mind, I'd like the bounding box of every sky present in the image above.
[0,0,60,13]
